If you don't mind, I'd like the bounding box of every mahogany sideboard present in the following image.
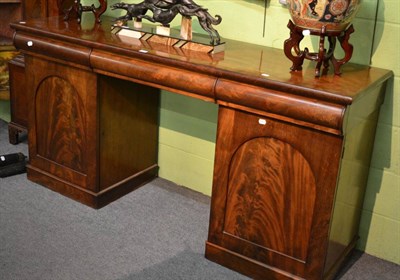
[10,15,393,280]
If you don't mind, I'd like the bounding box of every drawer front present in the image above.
[91,50,217,100]
[216,78,345,133]
[14,33,91,67]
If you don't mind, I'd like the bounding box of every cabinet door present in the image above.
[26,56,98,191]
[207,106,343,279]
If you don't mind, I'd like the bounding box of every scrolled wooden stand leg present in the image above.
[331,25,354,75]
[284,20,305,71]
[314,26,326,77]
[312,25,335,77]
[93,0,107,23]
[323,36,336,75]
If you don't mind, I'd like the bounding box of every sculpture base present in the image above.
[283,20,354,77]
[111,24,225,55]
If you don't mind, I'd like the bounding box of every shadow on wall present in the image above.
[357,0,395,253]
[159,91,218,143]
[370,0,384,60]
[357,75,394,251]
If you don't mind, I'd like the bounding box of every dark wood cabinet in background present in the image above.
[7,0,64,144]
[0,0,23,46]
[7,54,26,143]
[1,0,25,144]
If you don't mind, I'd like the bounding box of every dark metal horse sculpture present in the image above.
[111,0,222,45]
[146,0,200,9]
[178,4,222,44]
[141,5,204,27]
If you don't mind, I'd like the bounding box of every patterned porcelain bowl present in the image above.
[287,0,361,32]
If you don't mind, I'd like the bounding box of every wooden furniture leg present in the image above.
[8,124,21,145]
[283,20,305,71]
[332,25,354,75]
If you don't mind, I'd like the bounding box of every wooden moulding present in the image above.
[90,49,217,100]
[14,33,91,67]
[215,79,346,134]
[27,163,159,209]
[205,242,301,280]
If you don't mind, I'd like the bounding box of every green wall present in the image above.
[357,0,400,264]
[0,101,10,122]
[60,0,400,264]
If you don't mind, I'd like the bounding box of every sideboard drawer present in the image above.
[215,78,345,134]
[14,33,91,67]
[91,50,217,101]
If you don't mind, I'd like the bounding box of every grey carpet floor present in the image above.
[0,119,399,280]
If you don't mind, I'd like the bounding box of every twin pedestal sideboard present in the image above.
[9,16,392,280]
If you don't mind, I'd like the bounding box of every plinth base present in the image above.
[27,164,158,209]
[111,24,225,55]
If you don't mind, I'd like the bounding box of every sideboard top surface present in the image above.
[11,16,393,105]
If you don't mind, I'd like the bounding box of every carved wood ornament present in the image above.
[284,20,354,77]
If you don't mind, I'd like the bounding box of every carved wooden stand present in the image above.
[284,20,354,77]
[63,0,107,23]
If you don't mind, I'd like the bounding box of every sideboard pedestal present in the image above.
[25,56,160,209]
